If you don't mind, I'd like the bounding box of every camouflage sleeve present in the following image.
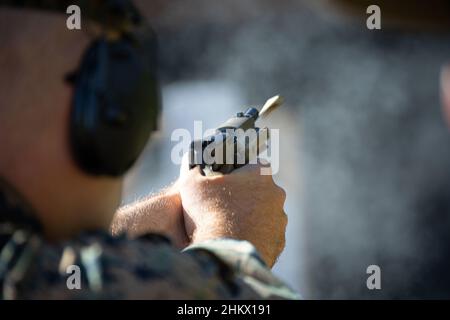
[10,231,298,299]
[183,239,300,300]
[1,183,298,300]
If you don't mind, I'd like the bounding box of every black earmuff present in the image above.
[70,26,160,177]
[1,0,160,177]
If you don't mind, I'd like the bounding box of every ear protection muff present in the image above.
[70,29,160,176]
[1,0,160,177]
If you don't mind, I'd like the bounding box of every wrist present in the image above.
[190,224,274,267]
[190,220,239,244]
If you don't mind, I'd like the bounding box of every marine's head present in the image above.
[0,1,160,239]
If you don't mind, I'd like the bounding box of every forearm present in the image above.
[111,193,174,236]
[110,185,189,247]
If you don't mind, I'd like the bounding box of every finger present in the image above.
[180,152,202,179]
[276,186,287,204]
[231,160,273,177]
[440,64,450,127]
[281,209,288,228]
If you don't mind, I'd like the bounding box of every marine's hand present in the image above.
[178,155,287,268]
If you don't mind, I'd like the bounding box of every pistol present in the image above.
[189,95,283,175]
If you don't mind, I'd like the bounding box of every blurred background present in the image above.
[123,0,450,298]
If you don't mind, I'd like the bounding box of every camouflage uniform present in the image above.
[0,182,299,300]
